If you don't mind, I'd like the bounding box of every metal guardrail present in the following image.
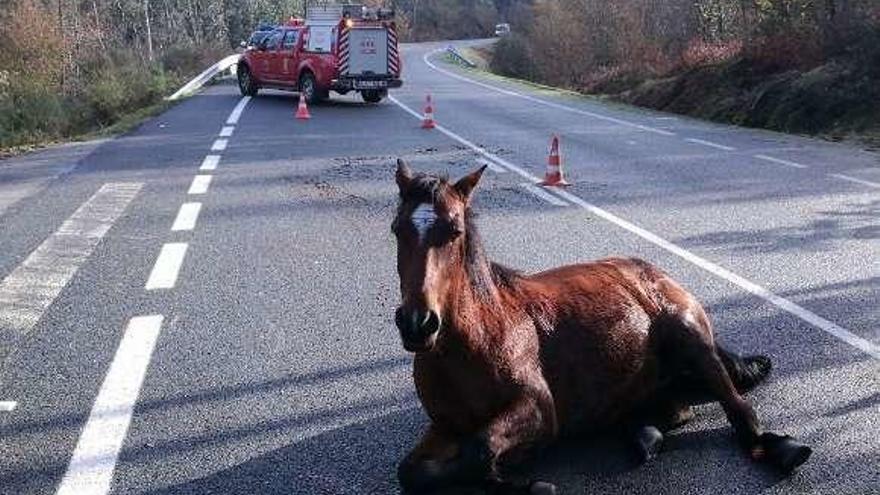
[166,54,241,101]
[445,46,476,68]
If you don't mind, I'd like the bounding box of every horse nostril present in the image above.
[421,310,441,335]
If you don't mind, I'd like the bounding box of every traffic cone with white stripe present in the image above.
[296,95,311,120]
[540,135,569,186]
[421,94,436,129]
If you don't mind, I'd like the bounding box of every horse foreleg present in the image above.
[398,426,491,494]
[480,389,559,495]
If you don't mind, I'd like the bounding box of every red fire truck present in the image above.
[237,4,403,104]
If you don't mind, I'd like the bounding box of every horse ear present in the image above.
[396,158,413,193]
[454,164,488,201]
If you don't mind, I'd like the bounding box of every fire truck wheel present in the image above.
[362,90,383,104]
[299,72,319,104]
[237,64,258,97]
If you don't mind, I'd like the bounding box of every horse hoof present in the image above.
[759,432,812,472]
[634,425,664,463]
[529,481,558,495]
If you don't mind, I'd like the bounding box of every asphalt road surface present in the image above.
[1,40,878,495]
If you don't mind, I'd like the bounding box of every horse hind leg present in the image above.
[654,310,812,472]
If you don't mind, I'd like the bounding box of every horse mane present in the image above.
[464,207,522,302]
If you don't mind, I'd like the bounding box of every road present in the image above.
[0,39,878,495]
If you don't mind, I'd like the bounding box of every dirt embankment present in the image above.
[483,40,880,148]
[604,51,880,147]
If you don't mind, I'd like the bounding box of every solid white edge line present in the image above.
[389,94,880,360]
[754,154,808,169]
[828,173,880,189]
[55,315,163,495]
[226,96,251,125]
[476,157,507,174]
[200,155,221,171]
[685,138,736,151]
[211,139,228,152]
[188,175,212,195]
[0,401,17,412]
[421,50,677,137]
[521,183,569,206]
[145,243,188,290]
[171,202,202,231]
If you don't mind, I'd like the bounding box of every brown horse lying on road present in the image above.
[391,160,811,494]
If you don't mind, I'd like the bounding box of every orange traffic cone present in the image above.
[296,95,311,120]
[540,135,569,186]
[421,94,436,129]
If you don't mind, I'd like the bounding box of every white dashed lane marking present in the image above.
[55,315,163,495]
[685,138,736,151]
[210,139,228,152]
[754,154,808,169]
[188,175,212,195]
[828,173,880,189]
[0,183,142,336]
[171,203,202,232]
[144,243,188,290]
[219,126,234,137]
[226,96,251,125]
[0,401,17,412]
[199,155,220,171]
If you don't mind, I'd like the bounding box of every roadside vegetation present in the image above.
[489,0,880,145]
[0,0,307,153]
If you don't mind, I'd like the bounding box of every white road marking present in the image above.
[226,96,251,125]
[828,173,880,189]
[477,157,507,173]
[0,183,142,336]
[0,401,17,412]
[199,155,221,171]
[219,126,235,137]
[171,203,202,232]
[411,204,437,242]
[55,315,163,495]
[188,175,212,195]
[754,154,808,169]
[389,95,880,360]
[210,139,228,152]
[685,138,736,151]
[521,183,569,206]
[145,243,188,290]
[422,51,676,137]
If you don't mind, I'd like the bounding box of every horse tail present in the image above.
[717,346,772,393]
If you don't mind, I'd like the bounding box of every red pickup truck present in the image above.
[237,6,403,104]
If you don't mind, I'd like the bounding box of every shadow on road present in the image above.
[139,407,800,495]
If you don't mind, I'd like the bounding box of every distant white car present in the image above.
[494,23,511,37]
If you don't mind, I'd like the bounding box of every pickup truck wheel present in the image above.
[299,72,319,104]
[362,90,383,104]
[238,65,258,97]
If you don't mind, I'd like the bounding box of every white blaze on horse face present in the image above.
[410,203,437,243]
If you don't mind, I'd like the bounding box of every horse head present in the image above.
[391,159,486,353]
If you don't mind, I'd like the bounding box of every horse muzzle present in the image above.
[395,306,442,353]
